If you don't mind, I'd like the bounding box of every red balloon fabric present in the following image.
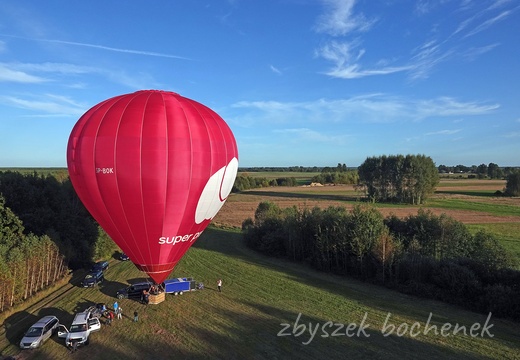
[67,90,238,284]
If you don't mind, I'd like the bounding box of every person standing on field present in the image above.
[134,310,139,322]
[217,279,222,292]
[106,310,114,326]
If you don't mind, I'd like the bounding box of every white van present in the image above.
[57,311,101,346]
[19,315,60,349]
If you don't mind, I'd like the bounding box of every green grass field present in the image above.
[2,228,519,359]
[425,199,520,217]
[467,223,520,264]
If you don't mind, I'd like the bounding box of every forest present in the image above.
[243,202,520,321]
[0,170,117,312]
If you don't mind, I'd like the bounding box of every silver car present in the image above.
[19,315,60,349]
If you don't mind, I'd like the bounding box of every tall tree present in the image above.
[476,163,488,179]
[487,163,502,179]
[347,205,385,276]
[504,171,520,196]
[358,154,438,204]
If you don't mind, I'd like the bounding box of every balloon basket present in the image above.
[148,292,165,305]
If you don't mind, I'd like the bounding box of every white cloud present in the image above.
[274,127,349,144]
[2,35,191,60]
[314,1,515,81]
[408,39,453,80]
[464,10,513,38]
[314,0,375,36]
[503,131,520,138]
[0,93,86,116]
[270,65,282,75]
[462,43,499,61]
[425,129,462,136]
[0,63,47,83]
[230,95,498,126]
[14,62,96,74]
[316,40,411,79]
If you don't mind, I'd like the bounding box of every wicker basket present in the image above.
[148,292,165,304]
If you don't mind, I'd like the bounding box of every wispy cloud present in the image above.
[316,40,411,79]
[1,34,191,60]
[0,93,86,116]
[314,1,516,81]
[462,43,499,61]
[314,0,375,36]
[425,129,462,136]
[274,127,348,144]
[230,94,498,125]
[0,63,47,83]
[408,39,454,80]
[270,65,282,75]
[414,0,442,16]
[464,10,513,38]
[503,131,520,138]
[0,61,160,90]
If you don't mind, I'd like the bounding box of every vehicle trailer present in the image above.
[162,277,198,295]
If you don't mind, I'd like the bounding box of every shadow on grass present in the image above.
[183,300,487,360]
[192,228,405,310]
[98,279,129,300]
[3,307,70,349]
[20,298,481,359]
[194,227,520,325]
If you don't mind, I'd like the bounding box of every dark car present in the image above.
[116,282,152,300]
[119,253,129,261]
[90,260,109,272]
[81,270,104,287]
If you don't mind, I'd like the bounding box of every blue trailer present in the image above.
[162,277,200,295]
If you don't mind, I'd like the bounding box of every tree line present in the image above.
[0,171,117,313]
[243,202,519,321]
[0,196,66,311]
[438,163,519,179]
[232,174,299,192]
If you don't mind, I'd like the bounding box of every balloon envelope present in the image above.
[67,90,238,283]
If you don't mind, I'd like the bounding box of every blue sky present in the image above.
[1,0,519,168]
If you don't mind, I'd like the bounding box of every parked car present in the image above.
[90,260,109,272]
[83,303,108,318]
[119,253,129,261]
[116,282,152,300]
[58,310,101,347]
[19,315,60,349]
[81,270,104,287]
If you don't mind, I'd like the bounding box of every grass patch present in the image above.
[2,228,519,359]
[435,190,498,197]
[425,199,520,217]
[467,223,520,267]
[238,171,321,185]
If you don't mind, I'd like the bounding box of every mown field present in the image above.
[1,228,519,360]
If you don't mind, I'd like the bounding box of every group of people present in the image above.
[97,302,124,326]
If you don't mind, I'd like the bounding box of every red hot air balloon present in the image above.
[67,90,238,284]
